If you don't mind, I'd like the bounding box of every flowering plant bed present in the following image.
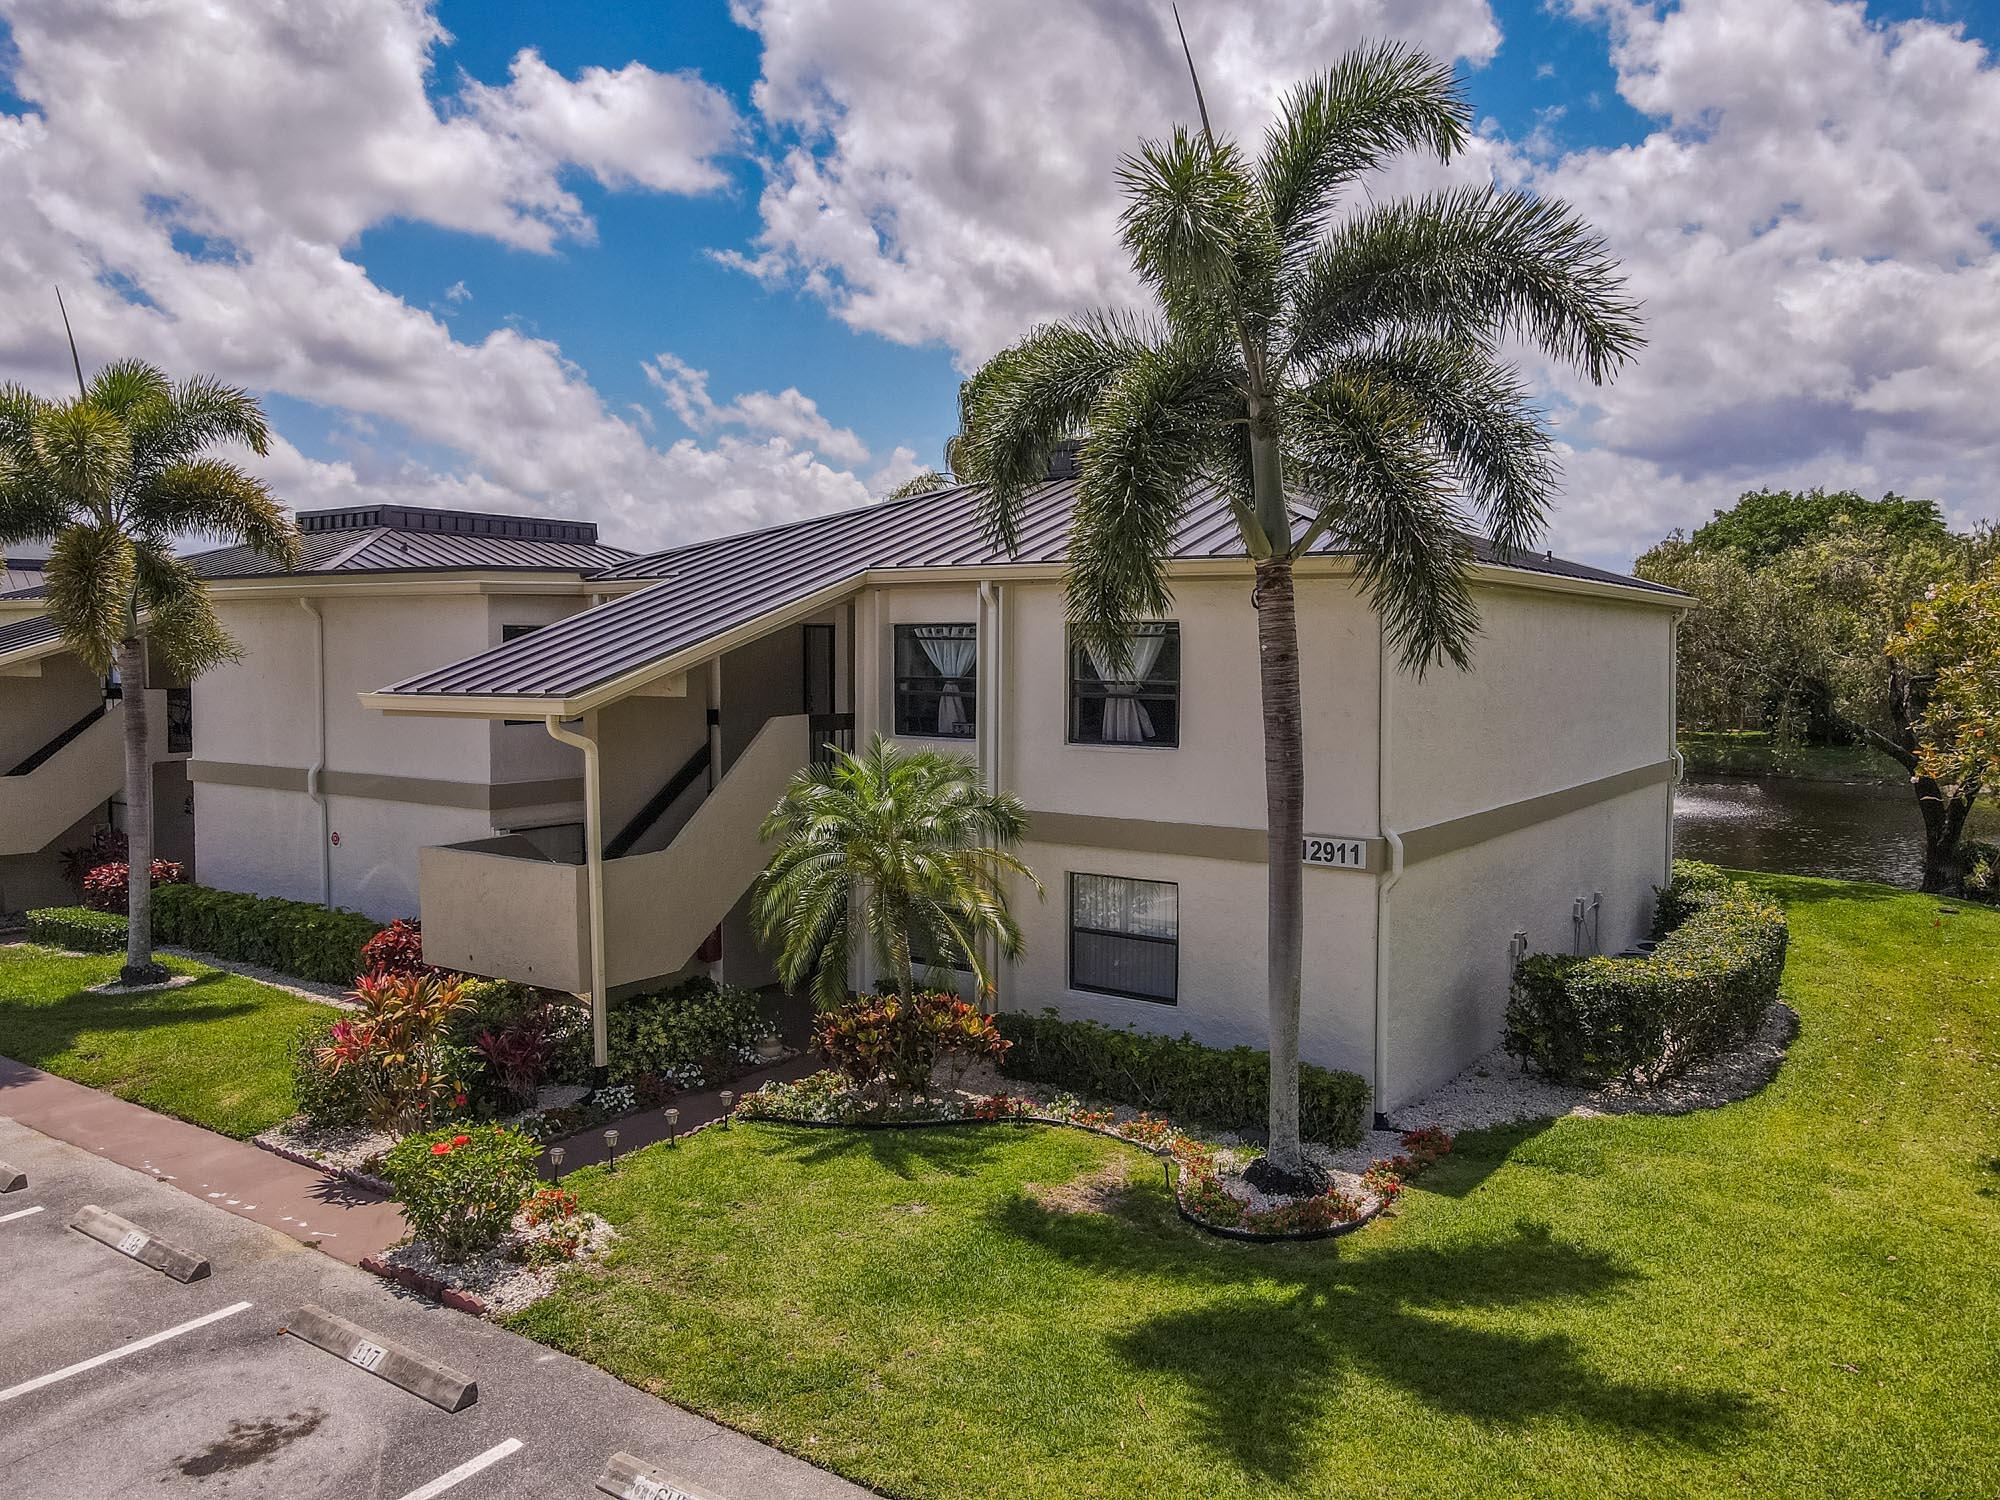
[370,1183,616,1317]
[736,1070,1451,1242]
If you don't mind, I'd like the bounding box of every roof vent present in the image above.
[1045,439,1083,481]
[294,504,599,545]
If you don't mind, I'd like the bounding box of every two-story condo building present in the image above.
[360,477,1687,1112]
[5,481,1686,1113]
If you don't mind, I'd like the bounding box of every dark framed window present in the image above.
[1069,872,1178,1003]
[894,623,976,739]
[1069,622,1179,747]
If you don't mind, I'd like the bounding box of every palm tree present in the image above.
[755,736,1041,1007]
[951,42,1641,1190]
[0,360,298,984]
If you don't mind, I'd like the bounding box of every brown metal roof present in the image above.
[377,478,1682,705]
[0,612,62,660]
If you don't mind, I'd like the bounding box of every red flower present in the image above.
[454,1094,468,1108]
[452,1133,471,1147]
[430,1141,452,1156]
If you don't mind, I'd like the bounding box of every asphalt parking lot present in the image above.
[0,1116,867,1500]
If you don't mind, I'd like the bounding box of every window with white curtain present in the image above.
[1069,622,1180,746]
[1069,872,1178,1003]
[894,623,977,739]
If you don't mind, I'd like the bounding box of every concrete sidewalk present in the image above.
[0,1055,406,1265]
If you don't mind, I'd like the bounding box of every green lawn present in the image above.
[1679,729,1901,781]
[0,943,338,1137]
[511,876,2000,1499]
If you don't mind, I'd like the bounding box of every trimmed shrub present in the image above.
[81,858,188,913]
[289,1018,369,1129]
[814,992,1009,1104]
[1653,858,1731,936]
[1507,864,1788,1084]
[153,884,384,985]
[26,905,128,954]
[995,1010,1369,1148]
[605,977,767,1095]
[381,1124,540,1262]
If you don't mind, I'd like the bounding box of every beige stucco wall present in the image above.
[1388,588,1674,830]
[0,651,101,771]
[1383,780,1669,1108]
[195,588,592,920]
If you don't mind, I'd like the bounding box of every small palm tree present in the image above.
[0,360,298,984]
[755,736,1041,1007]
[952,42,1640,1189]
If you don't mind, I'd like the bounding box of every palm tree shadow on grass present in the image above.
[995,1193,1761,1484]
[0,973,262,1082]
[759,1120,1024,1181]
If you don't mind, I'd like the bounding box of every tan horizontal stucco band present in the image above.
[1026,758,1674,872]
[1396,759,1676,866]
[187,759,583,812]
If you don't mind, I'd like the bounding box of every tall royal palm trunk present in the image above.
[1253,554,1308,1181]
[116,635,164,985]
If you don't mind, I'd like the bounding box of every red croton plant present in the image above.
[315,970,473,1132]
[813,992,1009,1107]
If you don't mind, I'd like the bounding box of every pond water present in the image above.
[1673,776,1924,887]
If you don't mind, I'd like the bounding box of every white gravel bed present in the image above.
[153,947,358,1006]
[255,1117,396,1178]
[384,1210,616,1317]
[1311,1001,1800,1176]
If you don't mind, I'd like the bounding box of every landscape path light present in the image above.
[719,1091,734,1126]
[548,1145,565,1182]
[664,1107,679,1145]
[603,1127,619,1171]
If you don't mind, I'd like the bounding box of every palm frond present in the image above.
[1289,185,1643,382]
[1260,43,1468,260]
[1288,372,1479,672]
[128,373,273,476]
[134,543,239,677]
[43,521,135,673]
[1066,336,1238,657]
[133,459,300,567]
[1340,336,1555,555]
[955,314,1150,550]
[84,359,170,420]
[31,401,131,519]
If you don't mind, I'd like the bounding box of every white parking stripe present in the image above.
[0,1301,254,1404]
[394,1438,524,1499]
[0,1205,44,1223]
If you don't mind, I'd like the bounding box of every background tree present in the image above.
[755,736,1041,1007]
[1689,486,1947,570]
[950,42,1639,1189]
[0,360,297,983]
[1640,517,1998,891]
[1887,558,2000,880]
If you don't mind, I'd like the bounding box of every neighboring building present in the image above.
[0,505,629,921]
[366,476,1688,1112]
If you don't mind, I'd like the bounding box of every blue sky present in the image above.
[3,0,1998,564]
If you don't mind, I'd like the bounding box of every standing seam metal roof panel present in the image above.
[378,480,1682,703]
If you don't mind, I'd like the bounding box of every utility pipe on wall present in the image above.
[297,597,331,907]
[1372,617,1403,1131]
[546,712,608,1078]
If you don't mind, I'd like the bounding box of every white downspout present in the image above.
[297,597,331,907]
[1667,616,1683,883]
[546,711,608,1080]
[1373,617,1403,1131]
[976,581,1005,1008]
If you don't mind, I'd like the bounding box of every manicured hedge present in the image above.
[995,1010,1368,1147]
[1506,860,1788,1083]
[26,906,129,954]
[152,884,385,986]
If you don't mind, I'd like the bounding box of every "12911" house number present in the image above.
[1301,835,1370,870]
